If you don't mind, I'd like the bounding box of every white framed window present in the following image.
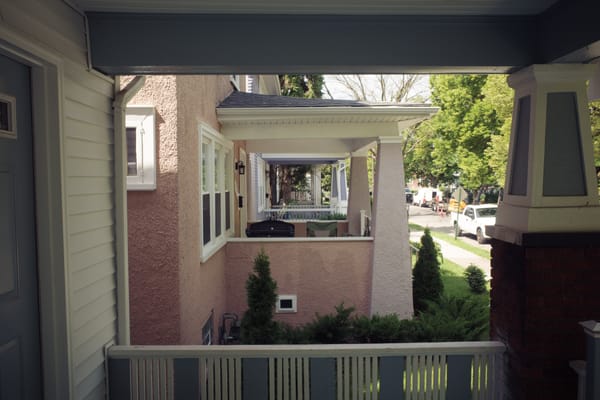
[126,106,156,190]
[0,93,17,139]
[276,295,297,313]
[200,123,234,261]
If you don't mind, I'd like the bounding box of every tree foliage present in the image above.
[404,75,513,193]
[412,229,443,313]
[241,250,279,344]
[280,74,324,99]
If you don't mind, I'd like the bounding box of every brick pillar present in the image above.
[491,64,600,399]
[491,234,600,399]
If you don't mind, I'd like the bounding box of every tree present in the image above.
[590,100,600,193]
[405,75,514,196]
[325,74,427,103]
[280,74,324,99]
[276,75,325,203]
[413,229,443,313]
[241,250,279,344]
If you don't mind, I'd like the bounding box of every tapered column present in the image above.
[347,151,371,236]
[490,64,600,400]
[370,138,412,318]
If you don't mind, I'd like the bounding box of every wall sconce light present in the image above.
[235,160,245,175]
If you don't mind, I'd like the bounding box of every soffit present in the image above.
[71,0,559,15]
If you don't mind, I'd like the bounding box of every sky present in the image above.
[323,74,431,103]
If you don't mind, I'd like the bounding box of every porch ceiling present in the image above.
[72,0,558,16]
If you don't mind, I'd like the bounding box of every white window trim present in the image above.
[200,123,234,262]
[126,106,156,191]
[0,93,17,139]
[276,295,298,313]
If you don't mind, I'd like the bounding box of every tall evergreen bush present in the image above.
[413,228,443,312]
[241,249,279,344]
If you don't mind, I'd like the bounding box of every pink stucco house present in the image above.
[125,74,438,345]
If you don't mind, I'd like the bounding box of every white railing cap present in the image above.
[108,341,506,359]
[580,320,600,338]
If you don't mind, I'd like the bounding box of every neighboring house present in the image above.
[125,74,282,345]
[2,0,600,399]
[126,76,438,342]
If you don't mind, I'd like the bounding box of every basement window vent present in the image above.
[276,295,297,313]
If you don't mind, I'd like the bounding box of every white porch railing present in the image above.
[264,205,335,220]
[108,342,505,400]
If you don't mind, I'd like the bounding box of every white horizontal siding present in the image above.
[1,0,87,65]
[63,59,116,400]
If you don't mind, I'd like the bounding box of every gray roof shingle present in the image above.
[218,91,428,108]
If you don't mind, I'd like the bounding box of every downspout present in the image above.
[113,75,146,345]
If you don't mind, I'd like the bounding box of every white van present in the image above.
[412,187,440,207]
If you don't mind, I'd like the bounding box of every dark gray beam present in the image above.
[88,13,538,75]
[537,0,600,63]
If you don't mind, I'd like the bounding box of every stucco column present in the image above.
[347,151,371,236]
[490,64,600,400]
[370,138,412,318]
[312,166,321,206]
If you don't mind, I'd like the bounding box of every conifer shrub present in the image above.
[464,264,487,294]
[240,249,279,344]
[412,228,444,312]
[304,303,355,344]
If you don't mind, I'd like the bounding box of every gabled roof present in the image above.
[216,92,438,156]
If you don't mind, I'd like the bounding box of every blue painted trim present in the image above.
[174,358,200,400]
[108,358,131,400]
[586,335,600,400]
[87,13,537,75]
[310,358,336,400]
[243,358,269,400]
[379,356,405,400]
[446,355,473,399]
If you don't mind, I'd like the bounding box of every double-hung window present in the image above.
[126,106,156,190]
[200,124,233,260]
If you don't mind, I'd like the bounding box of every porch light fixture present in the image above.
[235,160,245,175]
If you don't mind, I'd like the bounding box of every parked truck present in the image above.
[451,204,497,243]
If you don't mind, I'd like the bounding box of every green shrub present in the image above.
[413,228,444,312]
[241,250,279,344]
[304,303,355,344]
[464,265,487,294]
[318,213,347,220]
[416,295,489,341]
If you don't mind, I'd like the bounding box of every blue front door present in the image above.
[0,53,43,399]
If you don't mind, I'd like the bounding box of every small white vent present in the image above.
[276,295,297,313]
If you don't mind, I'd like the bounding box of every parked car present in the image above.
[413,187,439,207]
[451,204,497,243]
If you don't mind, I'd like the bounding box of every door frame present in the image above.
[0,26,71,399]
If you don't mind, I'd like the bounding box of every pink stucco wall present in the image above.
[225,239,373,326]
[127,75,234,345]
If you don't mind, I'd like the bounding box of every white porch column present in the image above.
[494,64,600,237]
[347,151,371,236]
[370,137,412,318]
[312,166,321,206]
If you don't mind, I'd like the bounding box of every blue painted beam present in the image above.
[537,0,600,63]
[379,356,405,400]
[446,355,473,399]
[87,13,537,75]
[108,358,131,400]
[174,358,200,400]
[310,358,336,400]
[243,358,269,400]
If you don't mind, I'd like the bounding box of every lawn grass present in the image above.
[410,223,491,260]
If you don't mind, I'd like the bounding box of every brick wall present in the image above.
[490,235,600,399]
